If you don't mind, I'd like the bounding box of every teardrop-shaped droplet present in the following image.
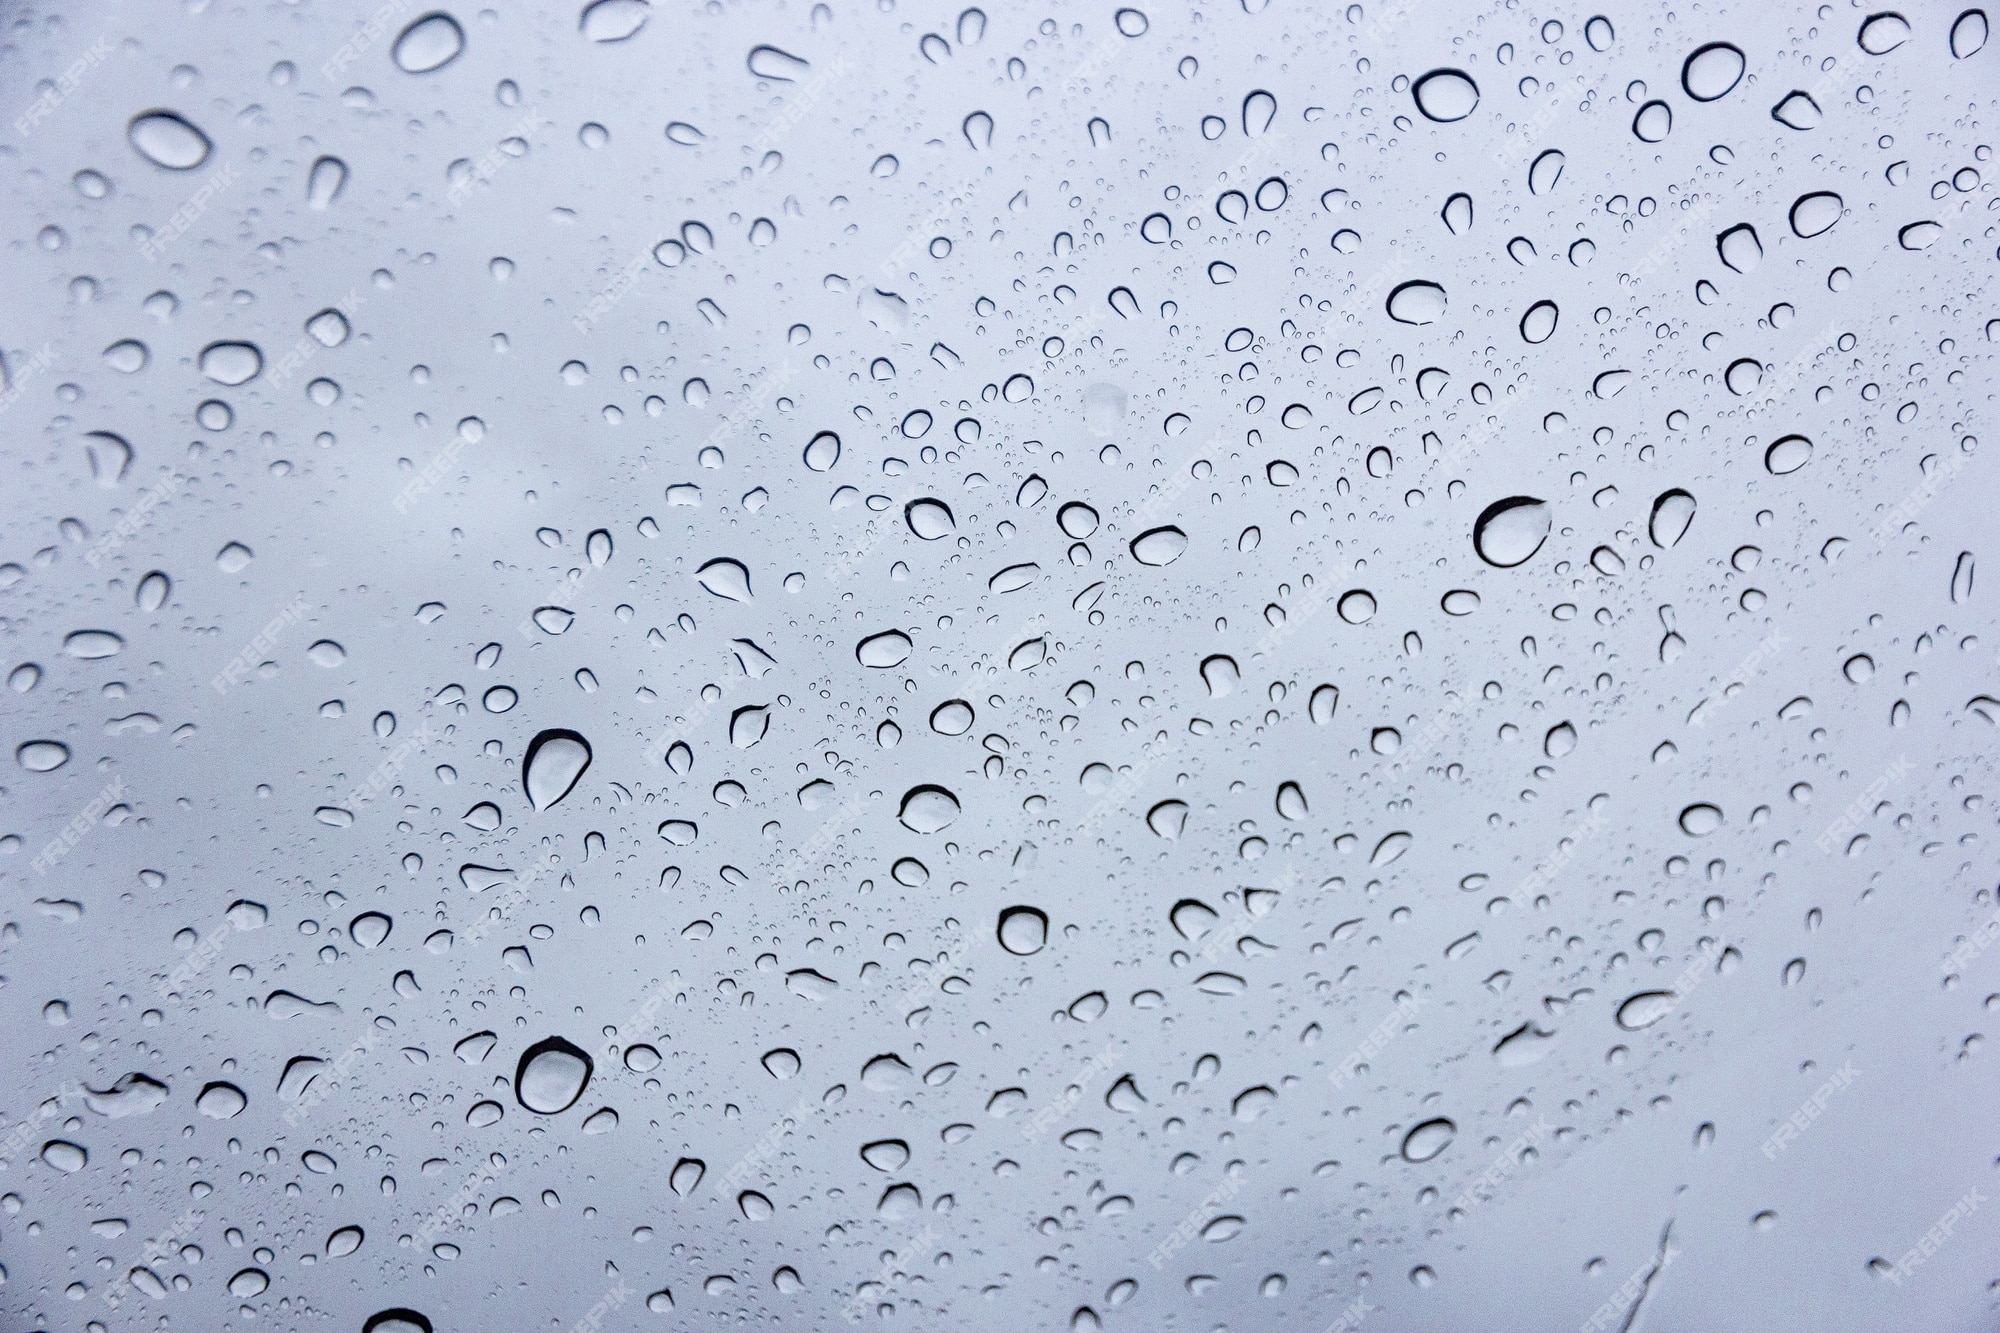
[1649,489,1696,547]
[523,729,591,810]
[695,557,752,600]
[1130,526,1188,566]
[1401,1118,1455,1163]
[905,499,955,539]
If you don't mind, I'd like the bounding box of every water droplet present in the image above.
[898,785,960,833]
[1130,526,1188,566]
[1385,280,1447,324]
[1401,1118,1455,1163]
[1789,191,1842,238]
[515,1037,592,1114]
[64,629,124,658]
[393,12,466,73]
[1309,684,1339,723]
[905,498,955,539]
[695,557,752,600]
[200,341,263,386]
[1857,11,1910,54]
[127,111,212,170]
[747,44,810,80]
[1519,299,1559,343]
[1371,831,1412,866]
[1337,589,1377,624]
[1764,434,1813,475]
[1473,496,1551,567]
[1771,91,1822,130]
[998,906,1048,955]
[1679,803,1724,836]
[1411,69,1479,122]
[327,1225,364,1257]
[1528,149,1565,195]
[1681,42,1746,101]
[1148,799,1190,840]
[1951,8,1988,58]
[857,630,913,667]
[670,1159,704,1195]
[1616,991,1677,1030]
[1632,99,1672,142]
[17,740,69,772]
[579,0,649,42]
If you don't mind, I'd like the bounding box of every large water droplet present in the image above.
[1616,991,1677,1030]
[905,498,955,539]
[1411,69,1479,122]
[1130,526,1188,566]
[1951,8,1989,58]
[696,557,751,600]
[515,1037,592,1114]
[1385,280,1447,324]
[1681,42,1746,101]
[747,44,810,80]
[1857,11,1910,54]
[524,729,591,810]
[857,630,913,667]
[898,785,960,833]
[200,341,263,385]
[997,905,1048,955]
[1473,496,1551,567]
[1401,1118,1455,1163]
[393,12,466,72]
[128,111,212,170]
[579,0,649,42]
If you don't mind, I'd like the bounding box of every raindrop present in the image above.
[898,785,961,833]
[1411,69,1479,122]
[515,1037,592,1114]
[1385,281,1447,325]
[1519,300,1559,343]
[127,111,212,170]
[1632,99,1672,142]
[524,730,591,810]
[1857,11,1910,54]
[200,341,263,385]
[695,557,752,600]
[1130,526,1188,566]
[1764,435,1813,475]
[998,906,1049,955]
[393,12,466,73]
[1401,1118,1455,1163]
[1789,192,1842,238]
[1771,91,1822,130]
[579,0,649,42]
[905,499,955,539]
[1681,42,1746,101]
[1473,496,1551,567]
[1951,9,1988,58]
[857,630,913,667]
[1716,223,1762,273]
[1616,991,1677,1030]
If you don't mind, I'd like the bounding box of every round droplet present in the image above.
[1789,191,1843,238]
[128,111,212,170]
[1385,280,1447,325]
[393,12,466,73]
[515,1037,592,1114]
[898,785,960,833]
[1401,1118,1456,1163]
[905,499,955,539]
[1843,653,1876,684]
[1681,42,1746,101]
[1411,69,1479,122]
[802,430,840,472]
[929,700,974,735]
[1130,526,1188,566]
[1725,358,1764,395]
[1114,7,1149,37]
[1473,497,1551,567]
[364,1310,433,1333]
[523,730,590,810]
[1058,502,1099,539]
[200,341,263,386]
[1679,803,1724,836]
[998,906,1049,955]
[350,912,392,948]
[1336,589,1376,624]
